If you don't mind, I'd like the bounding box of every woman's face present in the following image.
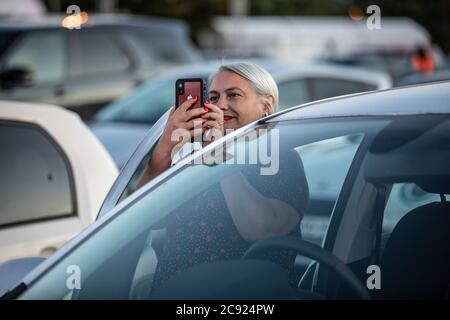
[208,70,270,131]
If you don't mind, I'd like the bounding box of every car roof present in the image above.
[269,62,391,88]
[0,100,82,125]
[271,80,450,122]
[145,59,391,87]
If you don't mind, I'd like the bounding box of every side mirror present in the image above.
[0,67,33,89]
[0,257,45,298]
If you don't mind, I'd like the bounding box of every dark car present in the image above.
[1,81,449,300]
[0,14,202,119]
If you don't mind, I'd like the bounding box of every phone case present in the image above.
[175,78,204,109]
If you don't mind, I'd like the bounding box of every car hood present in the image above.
[89,121,153,169]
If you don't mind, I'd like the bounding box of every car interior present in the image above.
[314,116,450,299]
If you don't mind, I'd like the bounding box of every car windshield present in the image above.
[93,77,177,124]
[18,115,450,300]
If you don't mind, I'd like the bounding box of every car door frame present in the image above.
[96,109,170,219]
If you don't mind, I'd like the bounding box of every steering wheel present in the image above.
[242,236,371,300]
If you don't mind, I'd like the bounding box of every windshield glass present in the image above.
[93,78,176,124]
[20,117,390,299]
[20,115,450,299]
[94,69,210,124]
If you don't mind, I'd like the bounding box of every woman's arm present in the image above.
[220,171,301,242]
[137,99,208,188]
[136,142,172,188]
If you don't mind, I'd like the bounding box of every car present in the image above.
[323,49,446,85]
[90,61,391,168]
[397,69,450,86]
[0,101,118,265]
[0,14,202,119]
[1,81,448,300]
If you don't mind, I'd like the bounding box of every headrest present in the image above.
[415,176,450,195]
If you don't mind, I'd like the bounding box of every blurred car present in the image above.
[323,49,446,85]
[2,81,448,300]
[0,101,118,264]
[90,61,391,168]
[0,14,202,119]
[398,69,450,86]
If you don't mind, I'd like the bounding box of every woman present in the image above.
[138,62,309,290]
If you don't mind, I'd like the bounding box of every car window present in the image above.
[70,29,130,77]
[383,183,440,234]
[360,117,450,299]
[277,79,311,110]
[117,150,152,203]
[19,118,387,300]
[374,118,450,236]
[129,27,200,63]
[0,122,75,227]
[94,78,174,124]
[294,134,364,245]
[119,131,364,231]
[380,120,450,235]
[3,30,66,85]
[310,78,376,101]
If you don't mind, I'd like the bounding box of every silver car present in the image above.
[2,81,448,300]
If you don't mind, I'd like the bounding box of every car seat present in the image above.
[378,177,450,299]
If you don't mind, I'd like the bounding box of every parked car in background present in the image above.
[0,14,202,119]
[1,81,448,300]
[323,48,446,85]
[0,101,118,264]
[398,69,450,86]
[90,61,391,168]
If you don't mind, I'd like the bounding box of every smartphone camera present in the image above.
[177,82,184,95]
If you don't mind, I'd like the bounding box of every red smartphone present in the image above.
[175,78,205,109]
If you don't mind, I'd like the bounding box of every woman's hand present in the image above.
[201,101,224,146]
[158,97,209,155]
